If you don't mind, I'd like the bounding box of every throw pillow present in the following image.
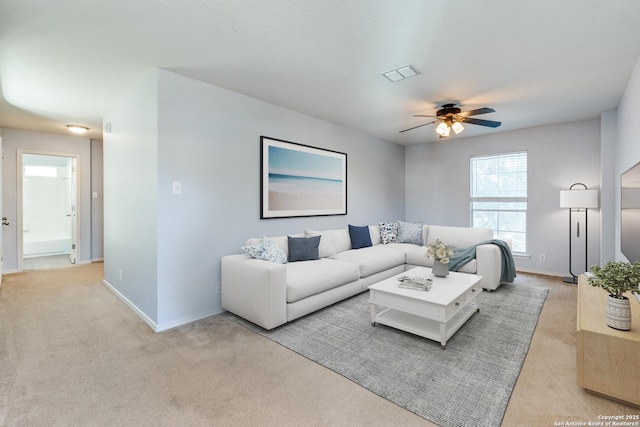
[348,224,373,249]
[378,222,398,245]
[397,221,423,245]
[287,235,321,262]
[242,237,287,264]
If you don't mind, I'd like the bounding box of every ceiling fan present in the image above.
[399,103,501,138]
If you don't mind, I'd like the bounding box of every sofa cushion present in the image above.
[378,222,398,244]
[397,221,423,245]
[349,224,373,249]
[288,235,321,262]
[242,237,288,264]
[286,259,361,303]
[426,225,493,248]
[384,242,421,253]
[330,229,352,253]
[330,245,405,278]
[304,229,336,258]
[368,225,382,245]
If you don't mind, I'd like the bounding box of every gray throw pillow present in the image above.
[288,235,321,262]
[397,221,423,245]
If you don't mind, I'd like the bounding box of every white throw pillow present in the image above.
[304,229,336,258]
[242,237,287,264]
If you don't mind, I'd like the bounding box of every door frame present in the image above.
[17,149,80,272]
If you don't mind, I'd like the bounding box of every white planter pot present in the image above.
[606,295,631,331]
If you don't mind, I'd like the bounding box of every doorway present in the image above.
[18,151,79,271]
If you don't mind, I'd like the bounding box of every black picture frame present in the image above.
[260,136,347,219]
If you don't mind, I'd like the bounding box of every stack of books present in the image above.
[397,275,432,291]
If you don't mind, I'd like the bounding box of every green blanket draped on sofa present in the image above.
[448,239,516,283]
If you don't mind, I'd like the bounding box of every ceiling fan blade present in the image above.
[413,114,437,118]
[458,107,496,117]
[460,117,501,128]
[399,121,436,133]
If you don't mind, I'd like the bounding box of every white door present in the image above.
[69,158,77,264]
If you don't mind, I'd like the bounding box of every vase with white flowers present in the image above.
[425,239,455,277]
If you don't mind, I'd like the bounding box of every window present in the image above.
[470,152,527,253]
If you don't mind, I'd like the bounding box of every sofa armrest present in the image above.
[476,244,502,290]
[221,254,287,330]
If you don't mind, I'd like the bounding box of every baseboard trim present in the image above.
[101,279,223,333]
[102,279,160,331]
[91,257,104,262]
[155,308,225,332]
[516,267,564,278]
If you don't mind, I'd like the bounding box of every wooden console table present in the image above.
[576,274,640,407]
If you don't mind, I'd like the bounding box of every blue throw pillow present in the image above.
[348,224,373,249]
[287,235,321,262]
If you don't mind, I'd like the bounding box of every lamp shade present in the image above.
[560,189,599,208]
[436,121,449,136]
[451,121,464,134]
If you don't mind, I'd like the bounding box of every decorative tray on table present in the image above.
[397,275,433,291]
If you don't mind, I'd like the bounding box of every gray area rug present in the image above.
[230,282,548,427]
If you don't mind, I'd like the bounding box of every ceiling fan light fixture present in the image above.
[436,121,450,137]
[66,124,89,134]
[451,121,464,134]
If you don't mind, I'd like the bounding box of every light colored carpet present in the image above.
[231,283,548,427]
[1,263,638,426]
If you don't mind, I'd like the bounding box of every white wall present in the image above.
[600,110,617,264]
[1,128,93,271]
[103,71,159,325]
[104,69,405,331]
[615,55,640,262]
[405,120,602,276]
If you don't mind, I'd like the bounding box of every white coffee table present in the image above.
[368,267,483,349]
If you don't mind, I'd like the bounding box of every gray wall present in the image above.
[104,69,405,330]
[1,128,99,271]
[405,120,602,276]
[103,71,160,325]
[616,55,640,262]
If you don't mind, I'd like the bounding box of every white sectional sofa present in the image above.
[221,224,511,330]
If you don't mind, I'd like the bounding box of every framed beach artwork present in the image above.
[260,136,347,219]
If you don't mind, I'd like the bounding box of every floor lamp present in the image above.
[560,183,599,284]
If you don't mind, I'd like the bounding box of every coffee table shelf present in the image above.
[373,302,479,348]
[369,267,482,349]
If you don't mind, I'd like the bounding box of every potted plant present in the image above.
[587,261,640,331]
[425,239,455,278]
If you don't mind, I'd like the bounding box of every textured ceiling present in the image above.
[1,0,640,144]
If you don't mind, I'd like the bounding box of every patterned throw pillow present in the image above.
[378,222,398,245]
[397,221,424,245]
[242,237,287,264]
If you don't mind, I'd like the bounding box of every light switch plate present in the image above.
[172,181,182,194]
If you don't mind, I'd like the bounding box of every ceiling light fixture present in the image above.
[66,124,89,134]
[436,121,450,137]
[451,121,464,134]
[382,65,420,82]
